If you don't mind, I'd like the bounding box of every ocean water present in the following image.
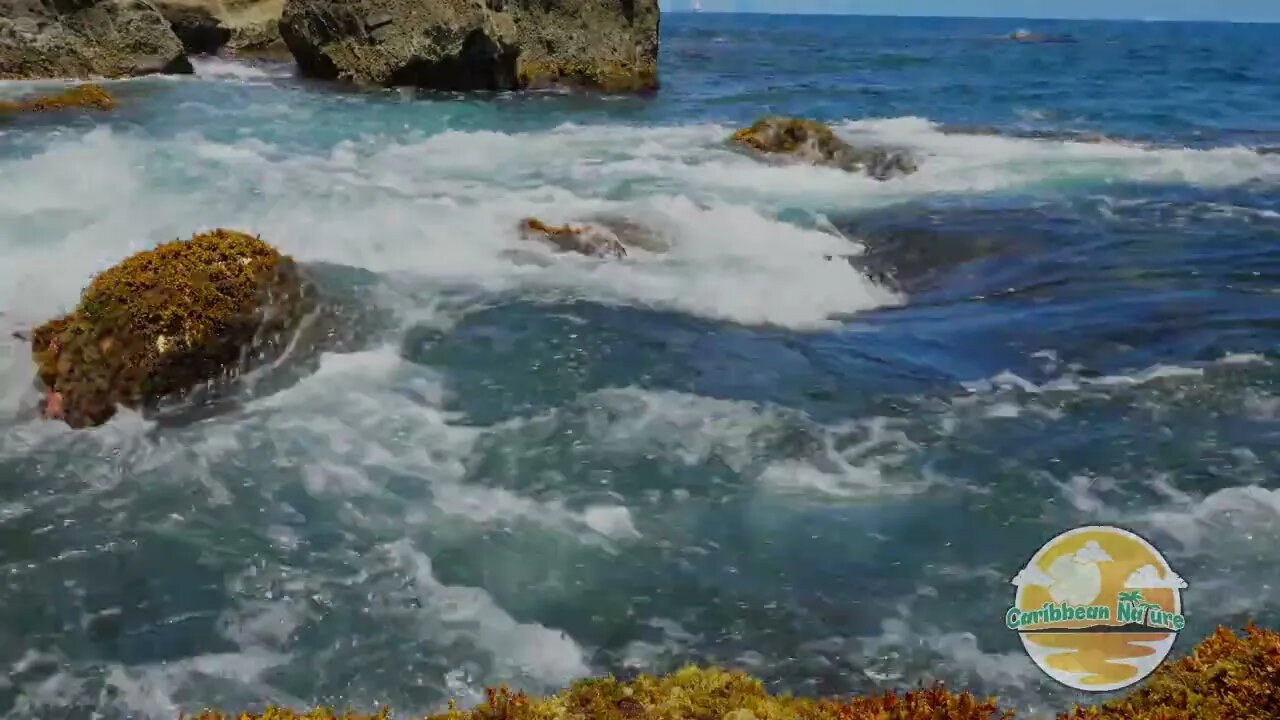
[1,13,1279,719]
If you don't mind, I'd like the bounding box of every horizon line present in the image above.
[664,10,1280,24]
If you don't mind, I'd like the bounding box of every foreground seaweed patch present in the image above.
[185,625,1279,720]
[0,83,115,113]
[186,672,1010,719]
[32,229,312,427]
[1058,623,1280,719]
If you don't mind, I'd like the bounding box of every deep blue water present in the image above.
[0,13,1278,720]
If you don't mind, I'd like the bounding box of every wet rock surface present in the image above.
[730,116,919,180]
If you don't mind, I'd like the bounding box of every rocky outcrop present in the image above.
[31,229,313,428]
[0,83,115,112]
[277,0,659,92]
[154,0,290,59]
[156,1,232,54]
[519,217,628,259]
[730,117,919,180]
[0,0,192,80]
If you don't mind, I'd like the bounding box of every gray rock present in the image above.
[0,0,192,79]
[278,0,659,92]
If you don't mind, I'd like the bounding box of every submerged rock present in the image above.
[730,116,918,180]
[31,229,313,428]
[0,84,115,113]
[0,0,192,80]
[941,124,1147,148]
[587,213,672,253]
[278,0,659,92]
[1009,29,1076,43]
[518,217,628,259]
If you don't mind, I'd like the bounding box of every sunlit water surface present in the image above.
[1,14,1278,720]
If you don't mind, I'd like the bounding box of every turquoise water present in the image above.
[1,13,1279,719]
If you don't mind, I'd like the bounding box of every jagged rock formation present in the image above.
[277,0,659,91]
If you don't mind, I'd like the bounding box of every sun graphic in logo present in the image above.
[1005,525,1187,692]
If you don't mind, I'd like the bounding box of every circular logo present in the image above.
[1005,525,1187,692]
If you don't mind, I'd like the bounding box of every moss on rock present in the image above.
[729,116,919,180]
[0,84,115,113]
[32,229,311,427]
[183,624,1280,720]
[516,60,658,93]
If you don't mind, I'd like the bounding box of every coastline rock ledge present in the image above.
[277,0,659,92]
[0,0,192,79]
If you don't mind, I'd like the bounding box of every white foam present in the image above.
[430,482,642,543]
[540,388,937,500]
[7,111,1279,331]
[191,56,293,82]
[1140,485,1280,551]
[963,363,1206,395]
[0,125,901,330]
[837,116,1280,194]
[386,540,590,687]
[1219,353,1269,365]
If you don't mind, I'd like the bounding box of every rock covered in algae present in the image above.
[519,217,628,259]
[31,229,313,428]
[730,116,919,180]
[184,623,1280,720]
[0,84,115,113]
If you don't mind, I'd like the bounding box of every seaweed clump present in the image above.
[0,83,115,113]
[1058,623,1280,720]
[32,229,312,427]
[729,116,918,180]
[519,217,628,259]
[188,667,1012,720]
[184,624,1280,720]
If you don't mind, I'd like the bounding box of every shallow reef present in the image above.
[0,83,115,112]
[184,624,1278,720]
[32,229,312,427]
